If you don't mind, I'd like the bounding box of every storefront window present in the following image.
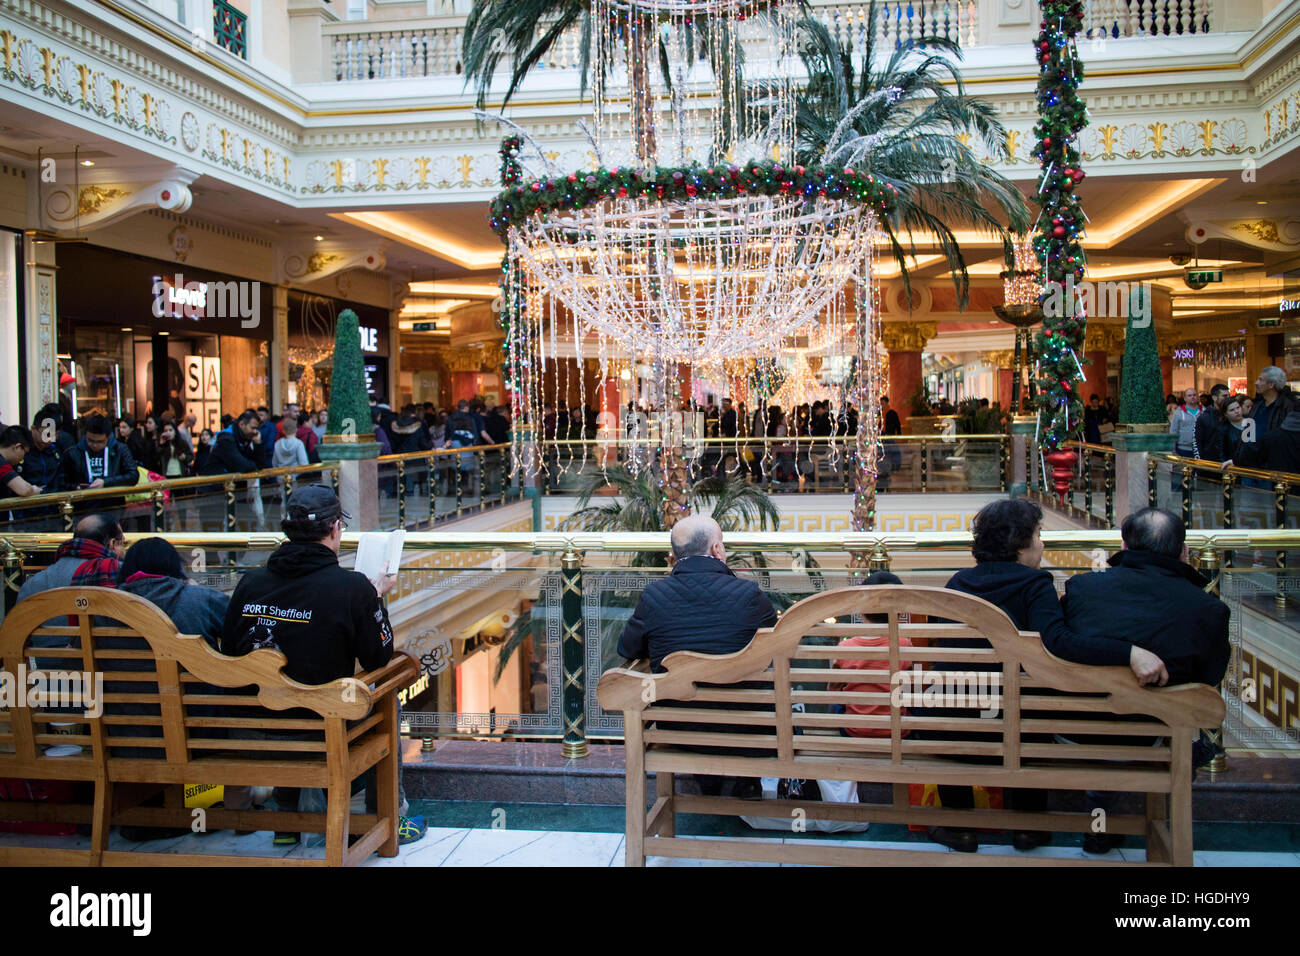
[1171,338,1247,396]
[55,244,271,425]
[287,291,390,410]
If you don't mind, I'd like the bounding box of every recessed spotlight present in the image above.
[79,160,94,167]
[158,331,169,336]
[1257,201,1268,205]
[119,326,131,332]
[314,235,324,242]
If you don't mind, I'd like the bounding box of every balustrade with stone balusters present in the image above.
[322,0,1227,83]
[323,1,980,83]
[1082,0,1215,39]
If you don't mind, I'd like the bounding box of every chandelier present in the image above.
[493,0,892,530]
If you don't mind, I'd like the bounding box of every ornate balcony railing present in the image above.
[213,0,248,59]
[325,0,980,83]
[0,444,518,535]
[1084,0,1215,39]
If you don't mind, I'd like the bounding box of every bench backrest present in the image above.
[0,587,377,770]
[598,585,1225,772]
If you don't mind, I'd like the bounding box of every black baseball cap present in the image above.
[284,485,350,524]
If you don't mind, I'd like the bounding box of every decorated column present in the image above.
[1031,0,1090,504]
[881,321,937,432]
[318,308,383,530]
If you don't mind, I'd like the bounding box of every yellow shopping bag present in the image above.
[183,783,223,810]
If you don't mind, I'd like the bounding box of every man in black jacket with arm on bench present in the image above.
[1059,506,1231,853]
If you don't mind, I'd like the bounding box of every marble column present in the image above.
[882,321,937,430]
[1110,430,1177,524]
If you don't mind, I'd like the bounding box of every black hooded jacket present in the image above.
[944,560,1133,667]
[220,541,394,685]
[1061,549,1231,686]
[617,555,778,669]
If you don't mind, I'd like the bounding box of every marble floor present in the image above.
[2,826,1296,866]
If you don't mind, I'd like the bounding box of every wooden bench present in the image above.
[0,587,418,866]
[598,584,1225,867]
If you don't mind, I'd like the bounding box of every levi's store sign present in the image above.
[152,274,206,319]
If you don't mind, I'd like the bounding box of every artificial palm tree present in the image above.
[561,466,783,565]
[463,2,747,163]
[462,0,589,113]
[791,10,1029,306]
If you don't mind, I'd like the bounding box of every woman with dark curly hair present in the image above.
[926,498,1142,856]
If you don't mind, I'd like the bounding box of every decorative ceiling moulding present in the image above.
[0,3,301,144]
[280,246,386,284]
[0,15,299,199]
[1185,217,1300,251]
[144,209,275,249]
[42,172,195,231]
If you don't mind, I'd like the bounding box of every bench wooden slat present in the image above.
[794,645,1000,661]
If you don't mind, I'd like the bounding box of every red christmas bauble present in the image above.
[1053,225,1066,237]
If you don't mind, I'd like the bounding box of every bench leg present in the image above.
[625,717,645,867]
[1144,793,1170,864]
[90,777,112,866]
[656,773,675,837]
[324,785,350,867]
[1170,733,1194,867]
[376,696,400,858]
[325,719,350,866]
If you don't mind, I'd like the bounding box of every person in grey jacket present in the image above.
[16,514,125,604]
[1168,386,1199,458]
[116,538,228,647]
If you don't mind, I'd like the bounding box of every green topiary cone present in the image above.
[326,308,372,439]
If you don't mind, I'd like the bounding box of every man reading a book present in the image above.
[220,484,426,845]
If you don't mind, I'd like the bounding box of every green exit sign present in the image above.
[411,321,438,332]
[1187,269,1223,284]
[1259,316,1283,328]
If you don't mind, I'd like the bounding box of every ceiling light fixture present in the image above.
[79,160,94,167]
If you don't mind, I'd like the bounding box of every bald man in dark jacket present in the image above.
[1060,509,1230,687]
[617,514,777,669]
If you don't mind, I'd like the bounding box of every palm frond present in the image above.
[789,4,1029,306]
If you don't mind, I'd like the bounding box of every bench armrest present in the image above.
[354,653,421,708]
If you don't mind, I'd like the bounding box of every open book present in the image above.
[354,530,405,584]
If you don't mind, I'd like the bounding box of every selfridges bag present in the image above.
[740,704,869,834]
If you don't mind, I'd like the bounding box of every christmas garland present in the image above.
[489,149,899,242]
[1030,0,1088,450]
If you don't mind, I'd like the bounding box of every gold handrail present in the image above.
[1066,440,1118,455]
[0,461,341,513]
[1152,453,1300,485]
[376,442,510,463]
[1,528,1293,554]
[536,435,1009,444]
